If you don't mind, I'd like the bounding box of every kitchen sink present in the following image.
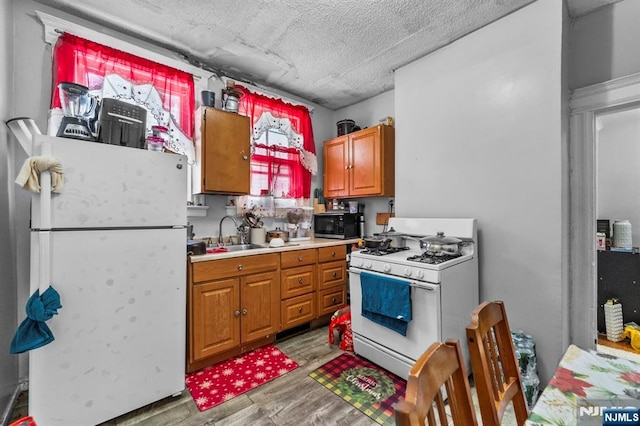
[219,243,265,252]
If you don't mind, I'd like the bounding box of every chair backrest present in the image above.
[395,339,478,426]
[466,301,529,426]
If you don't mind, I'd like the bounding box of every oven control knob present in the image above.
[364,261,373,269]
[383,264,391,273]
[416,269,425,279]
[403,267,412,277]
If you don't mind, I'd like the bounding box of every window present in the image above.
[251,129,305,198]
[237,85,317,200]
[51,32,195,154]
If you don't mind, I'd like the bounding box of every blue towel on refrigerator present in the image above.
[360,271,412,336]
[10,286,62,354]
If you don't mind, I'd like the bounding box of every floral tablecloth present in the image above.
[526,344,640,425]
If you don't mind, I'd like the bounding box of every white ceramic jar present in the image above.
[613,220,632,248]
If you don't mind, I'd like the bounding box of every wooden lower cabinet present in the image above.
[316,246,348,317]
[188,245,349,371]
[188,253,280,372]
[280,249,317,330]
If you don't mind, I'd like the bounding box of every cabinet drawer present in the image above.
[317,245,346,263]
[317,286,347,317]
[281,293,315,330]
[192,253,279,283]
[317,261,346,290]
[281,249,316,269]
[281,265,315,299]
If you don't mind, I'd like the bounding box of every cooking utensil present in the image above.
[419,232,474,256]
[362,236,392,250]
[269,237,285,248]
[379,227,407,248]
[244,212,261,228]
[266,227,289,242]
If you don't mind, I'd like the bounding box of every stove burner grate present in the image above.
[359,246,411,256]
[407,253,460,264]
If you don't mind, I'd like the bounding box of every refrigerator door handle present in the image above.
[39,139,52,293]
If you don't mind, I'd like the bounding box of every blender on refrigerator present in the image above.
[56,82,99,141]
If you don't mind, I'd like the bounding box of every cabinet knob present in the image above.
[332,272,337,277]
[331,251,336,257]
[332,297,337,303]
[238,264,243,270]
[235,310,240,316]
[242,155,248,160]
[298,278,304,284]
[298,307,303,313]
[297,256,303,261]
[242,309,248,315]
[344,166,349,170]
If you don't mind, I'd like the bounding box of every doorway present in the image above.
[568,72,640,357]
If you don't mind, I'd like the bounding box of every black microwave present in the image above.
[314,212,362,239]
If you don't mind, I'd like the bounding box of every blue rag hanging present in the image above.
[360,271,412,336]
[10,286,62,354]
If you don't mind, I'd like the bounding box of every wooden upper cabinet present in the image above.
[197,107,251,195]
[323,136,349,198]
[323,124,395,199]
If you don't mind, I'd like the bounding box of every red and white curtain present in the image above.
[50,33,195,155]
[237,85,316,199]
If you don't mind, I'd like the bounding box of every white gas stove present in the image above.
[348,217,479,379]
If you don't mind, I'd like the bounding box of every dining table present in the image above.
[526,344,640,425]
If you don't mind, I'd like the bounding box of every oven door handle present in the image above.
[349,268,438,289]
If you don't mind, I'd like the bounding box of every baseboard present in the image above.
[2,379,28,426]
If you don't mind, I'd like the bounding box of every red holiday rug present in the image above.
[185,345,299,411]
[309,353,407,425]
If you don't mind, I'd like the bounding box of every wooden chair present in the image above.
[466,301,529,425]
[395,339,478,426]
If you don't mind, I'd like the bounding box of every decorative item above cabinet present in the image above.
[193,107,251,195]
[323,124,394,199]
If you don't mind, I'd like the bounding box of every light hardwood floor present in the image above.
[10,326,518,425]
[10,327,379,426]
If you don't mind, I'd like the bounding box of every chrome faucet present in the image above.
[218,215,239,245]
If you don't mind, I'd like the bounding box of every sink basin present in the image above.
[218,243,265,252]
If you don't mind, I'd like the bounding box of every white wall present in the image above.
[569,0,640,90]
[395,0,563,383]
[0,0,19,419]
[597,107,640,244]
[332,90,396,236]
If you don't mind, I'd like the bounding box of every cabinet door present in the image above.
[318,286,347,317]
[317,260,346,291]
[281,293,315,329]
[281,265,315,298]
[241,271,280,343]
[350,126,383,196]
[323,136,349,198]
[191,278,240,362]
[202,107,251,194]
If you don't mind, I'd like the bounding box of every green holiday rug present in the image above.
[309,353,407,425]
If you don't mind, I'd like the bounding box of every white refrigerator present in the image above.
[28,135,187,425]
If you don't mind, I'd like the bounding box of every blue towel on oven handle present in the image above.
[360,271,412,336]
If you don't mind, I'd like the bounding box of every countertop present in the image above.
[189,237,361,263]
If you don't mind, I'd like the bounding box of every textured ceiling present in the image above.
[35,0,622,110]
